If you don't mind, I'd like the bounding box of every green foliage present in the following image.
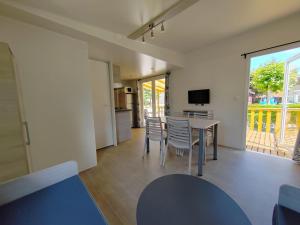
[143,89,152,106]
[250,61,297,94]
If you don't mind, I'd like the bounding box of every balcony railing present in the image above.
[247,106,300,158]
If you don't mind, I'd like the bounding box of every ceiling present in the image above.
[10,0,300,53]
[146,0,300,52]
[11,0,178,35]
[3,0,300,79]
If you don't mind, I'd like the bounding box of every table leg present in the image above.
[213,124,218,160]
[147,138,150,153]
[198,129,205,176]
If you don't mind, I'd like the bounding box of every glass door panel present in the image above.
[142,81,153,117]
[281,56,300,153]
[154,79,165,117]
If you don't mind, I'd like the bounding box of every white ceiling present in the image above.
[11,0,178,35]
[0,0,182,79]
[146,0,300,52]
[10,0,300,53]
[3,0,300,79]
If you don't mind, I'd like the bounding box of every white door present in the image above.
[0,42,29,182]
[88,60,114,149]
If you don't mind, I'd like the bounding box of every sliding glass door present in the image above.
[141,76,166,125]
[142,81,153,117]
[155,79,165,117]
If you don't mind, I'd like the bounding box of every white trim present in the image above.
[108,62,117,146]
[88,58,117,147]
[0,161,78,206]
[11,49,33,172]
[139,74,166,123]
[241,56,250,150]
[151,80,156,116]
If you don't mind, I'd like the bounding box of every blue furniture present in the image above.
[137,174,252,225]
[0,161,108,225]
[273,185,300,225]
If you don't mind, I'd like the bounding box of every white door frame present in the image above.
[89,58,117,147]
[108,62,117,146]
[12,52,32,172]
[241,42,300,150]
[139,75,165,127]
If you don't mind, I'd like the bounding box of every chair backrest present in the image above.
[188,111,214,120]
[145,117,163,141]
[144,109,149,119]
[170,112,186,117]
[278,184,300,213]
[191,111,214,132]
[166,117,191,149]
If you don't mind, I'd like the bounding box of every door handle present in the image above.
[23,121,31,145]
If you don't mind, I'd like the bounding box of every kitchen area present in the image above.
[113,65,139,143]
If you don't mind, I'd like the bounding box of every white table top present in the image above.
[161,116,220,129]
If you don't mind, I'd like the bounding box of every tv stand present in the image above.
[183,110,213,119]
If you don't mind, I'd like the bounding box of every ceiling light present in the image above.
[151,29,154,38]
[161,22,165,32]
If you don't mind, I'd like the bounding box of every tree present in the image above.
[143,89,152,106]
[250,61,297,103]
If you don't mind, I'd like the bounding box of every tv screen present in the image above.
[188,89,210,104]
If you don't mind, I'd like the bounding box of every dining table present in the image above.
[137,174,252,225]
[146,116,220,176]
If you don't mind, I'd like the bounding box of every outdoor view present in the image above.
[247,47,300,158]
[142,78,165,118]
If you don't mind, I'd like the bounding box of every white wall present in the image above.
[170,12,300,149]
[0,16,97,171]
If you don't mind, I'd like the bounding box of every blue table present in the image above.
[0,175,107,225]
[137,174,252,225]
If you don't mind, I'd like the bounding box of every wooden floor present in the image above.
[80,128,300,225]
[246,130,296,158]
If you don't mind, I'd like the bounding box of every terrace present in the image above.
[246,106,299,158]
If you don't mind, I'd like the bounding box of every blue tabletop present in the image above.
[0,175,107,225]
[137,174,252,225]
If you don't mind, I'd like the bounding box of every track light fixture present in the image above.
[150,29,154,38]
[139,20,165,43]
[161,22,165,32]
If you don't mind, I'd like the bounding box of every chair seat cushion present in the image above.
[273,204,300,225]
[0,175,107,225]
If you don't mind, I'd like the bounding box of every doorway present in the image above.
[140,76,166,125]
[88,59,116,149]
[246,46,300,158]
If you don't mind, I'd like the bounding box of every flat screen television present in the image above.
[188,89,210,105]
